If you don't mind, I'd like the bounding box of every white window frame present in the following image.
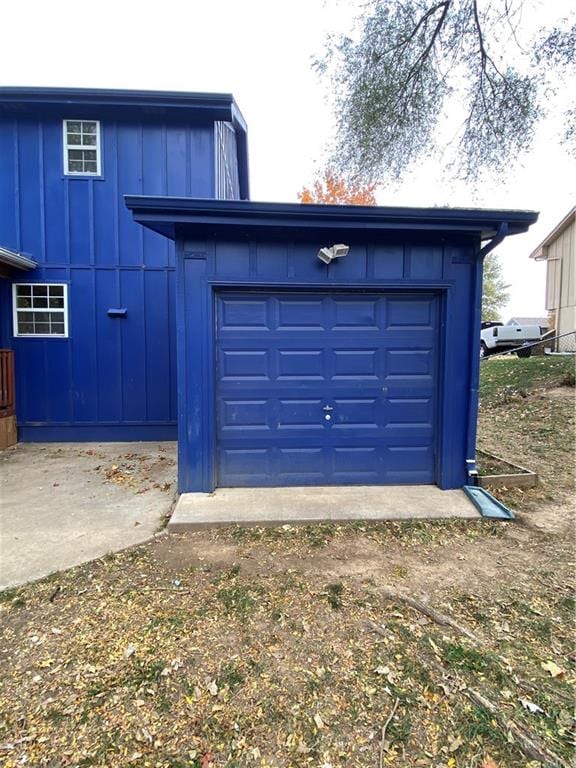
[12,283,69,339]
[63,119,102,176]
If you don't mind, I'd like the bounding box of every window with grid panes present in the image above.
[63,120,101,175]
[13,284,68,337]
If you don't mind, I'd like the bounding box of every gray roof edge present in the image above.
[0,246,37,271]
[0,87,247,128]
[529,205,576,260]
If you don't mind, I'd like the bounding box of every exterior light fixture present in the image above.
[316,243,350,264]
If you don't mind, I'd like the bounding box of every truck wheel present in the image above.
[517,347,532,358]
[480,342,488,359]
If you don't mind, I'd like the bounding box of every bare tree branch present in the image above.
[317,0,572,183]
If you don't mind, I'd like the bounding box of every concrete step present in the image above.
[168,485,480,531]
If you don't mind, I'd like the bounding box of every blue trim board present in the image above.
[18,424,177,442]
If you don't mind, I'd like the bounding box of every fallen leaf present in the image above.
[448,736,463,752]
[313,713,324,730]
[201,751,214,768]
[541,660,564,677]
[428,637,440,655]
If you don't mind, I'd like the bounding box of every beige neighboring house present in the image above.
[530,206,576,352]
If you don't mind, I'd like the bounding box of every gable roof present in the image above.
[529,206,576,260]
[507,316,548,327]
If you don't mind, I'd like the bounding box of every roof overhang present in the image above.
[0,87,250,200]
[0,86,245,121]
[0,246,37,271]
[529,206,575,260]
[125,197,539,243]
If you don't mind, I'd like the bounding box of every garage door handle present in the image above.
[323,405,333,412]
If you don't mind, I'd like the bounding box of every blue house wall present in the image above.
[0,89,248,440]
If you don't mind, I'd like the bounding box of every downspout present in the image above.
[466,222,509,484]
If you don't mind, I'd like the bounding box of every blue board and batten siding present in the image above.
[0,104,242,439]
[174,235,476,492]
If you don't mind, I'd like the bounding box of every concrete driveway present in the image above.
[0,442,177,589]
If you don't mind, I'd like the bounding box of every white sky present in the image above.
[3,0,575,320]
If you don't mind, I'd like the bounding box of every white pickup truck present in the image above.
[480,322,541,358]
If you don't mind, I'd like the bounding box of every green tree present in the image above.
[316,0,575,183]
[482,252,510,321]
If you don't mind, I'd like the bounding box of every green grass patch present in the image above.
[216,583,258,619]
[459,703,512,747]
[480,356,574,408]
[218,661,246,691]
[442,642,508,685]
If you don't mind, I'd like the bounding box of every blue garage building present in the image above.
[0,87,538,494]
[125,197,537,492]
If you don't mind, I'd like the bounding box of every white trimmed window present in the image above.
[13,284,69,337]
[63,119,101,175]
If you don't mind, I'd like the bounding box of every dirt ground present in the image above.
[0,369,574,768]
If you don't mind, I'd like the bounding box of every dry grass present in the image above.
[0,359,574,768]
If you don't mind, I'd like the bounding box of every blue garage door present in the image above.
[216,291,439,487]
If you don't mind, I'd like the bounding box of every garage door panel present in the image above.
[216,292,438,487]
[385,445,435,483]
[277,349,326,379]
[221,399,270,430]
[278,399,325,429]
[220,298,269,329]
[333,349,379,378]
[334,446,380,475]
[220,448,270,485]
[277,448,325,480]
[387,298,433,328]
[385,349,434,377]
[333,298,379,329]
[384,397,434,430]
[219,349,271,380]
[332,398,380,428]
[277,298,324,329]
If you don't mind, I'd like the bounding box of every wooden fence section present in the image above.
[0,349,15,416]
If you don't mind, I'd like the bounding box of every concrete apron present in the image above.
[169,485,480,531]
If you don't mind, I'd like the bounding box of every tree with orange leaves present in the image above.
[298,170,376,206]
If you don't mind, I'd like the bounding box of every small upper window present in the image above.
[13,284,68,337]
[63,120,101,176]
